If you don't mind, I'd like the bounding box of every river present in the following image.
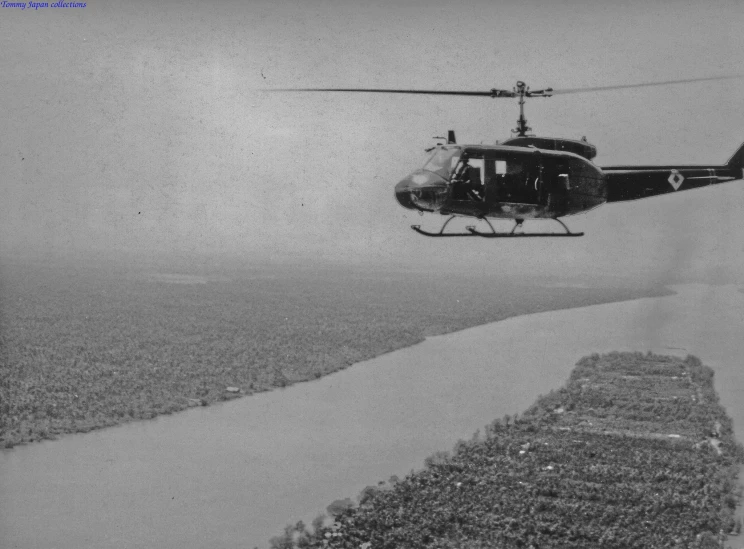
[2,284,744,548]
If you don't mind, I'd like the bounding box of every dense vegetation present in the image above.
[0,260,662,448]
[271,353,744,549]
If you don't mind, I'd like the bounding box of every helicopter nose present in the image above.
[395,180,417,210]
[395,170,448,211]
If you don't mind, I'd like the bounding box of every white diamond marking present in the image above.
[668,170,684,191]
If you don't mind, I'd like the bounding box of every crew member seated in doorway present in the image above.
[465,166,484,201]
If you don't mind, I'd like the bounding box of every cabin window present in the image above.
[467,158,484,182]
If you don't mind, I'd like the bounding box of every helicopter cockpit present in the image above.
[421,146,485,202]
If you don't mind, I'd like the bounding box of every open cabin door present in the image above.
[485,154,542,205]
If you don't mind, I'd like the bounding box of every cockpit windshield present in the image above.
[422,146,461,178]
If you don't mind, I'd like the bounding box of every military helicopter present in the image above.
[274,76,744,237]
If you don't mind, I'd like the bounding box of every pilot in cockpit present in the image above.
[452,156,484,201]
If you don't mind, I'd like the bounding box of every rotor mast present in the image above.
[514,81,530,137]
[512,81,552,137]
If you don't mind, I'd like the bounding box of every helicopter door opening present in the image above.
[451,157,485,201]
[490,157,541,204]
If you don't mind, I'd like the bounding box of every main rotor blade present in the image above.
[551,74,744,95]
[268,74,744,99]
[269,88,515,97]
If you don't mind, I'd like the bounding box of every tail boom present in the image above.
[603,142,744,203]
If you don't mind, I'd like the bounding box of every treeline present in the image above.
[269,353,744,549]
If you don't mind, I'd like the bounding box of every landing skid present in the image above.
[411,215,475,237]
[468,218,584,238]
[411,216,583,238]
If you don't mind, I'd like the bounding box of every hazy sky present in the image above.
[2,0,744,282]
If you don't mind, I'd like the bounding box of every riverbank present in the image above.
[280,352,744,548]
[0,262,664,448]
[3,283,744,549]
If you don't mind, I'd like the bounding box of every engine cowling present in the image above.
[501,136,597,160]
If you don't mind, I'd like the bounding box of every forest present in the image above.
[270,353,744,549]
[0,261,659,447]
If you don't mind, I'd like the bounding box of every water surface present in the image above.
[2,284,744,548]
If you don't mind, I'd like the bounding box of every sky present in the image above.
[2,0,744,283]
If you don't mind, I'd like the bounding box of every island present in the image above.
[271,352,744,549]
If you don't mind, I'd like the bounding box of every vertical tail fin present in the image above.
[726,141,744,173]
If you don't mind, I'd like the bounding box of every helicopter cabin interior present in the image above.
[425,147,570,205]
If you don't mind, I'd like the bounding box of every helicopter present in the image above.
[273,76,744,237]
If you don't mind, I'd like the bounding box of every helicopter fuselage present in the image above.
[395,144,607,220]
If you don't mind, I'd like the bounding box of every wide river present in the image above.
[2,284,744,548]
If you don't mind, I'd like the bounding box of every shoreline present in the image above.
[1,278,669,449]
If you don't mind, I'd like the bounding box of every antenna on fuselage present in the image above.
[428,130,457,151]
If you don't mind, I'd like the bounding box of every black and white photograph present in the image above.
[2,1,744,547]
